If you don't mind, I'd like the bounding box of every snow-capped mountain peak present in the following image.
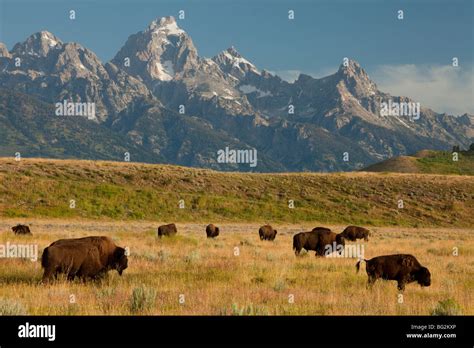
[336,59,378,98]
[112,16,199,82]
[212,46,260,80]
[147,16,185,37]
[0,42,11,58]
[0,17,472,172]
[11,31,63,57]
[39,31,61,48]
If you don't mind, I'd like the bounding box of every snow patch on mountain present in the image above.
[153,60,174,81]
[148,16,185,36]
[212,46,260,79]
[223,51,257,71]
[41,31,59,47]
[239,84,273,98]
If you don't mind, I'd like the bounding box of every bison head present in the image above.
[336,234,345,246]
[416,267,431,287]
[113,247,128,276]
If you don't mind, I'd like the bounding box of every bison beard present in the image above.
[356,254,431,291]
[41,236,128,283]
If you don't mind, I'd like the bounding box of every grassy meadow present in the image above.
[0,220,472,315]
[0,158,472,315]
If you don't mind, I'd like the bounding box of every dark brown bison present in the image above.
[356,254,431,291]
[158,223,177,238]
[12,224,32,235]
[259,225,277,241]
[293,227,345,257]
[206,224,220,238]
[340,225,370,241]
[41,236,128,282]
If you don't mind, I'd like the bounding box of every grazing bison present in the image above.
[158,223,178,238]
[41,236,128,282]
[206,224,220,238]
[12,224,32,235]
[356,254,431,291]
[259,225,277,241]
[341,225,370,241]
[293,227,345,257]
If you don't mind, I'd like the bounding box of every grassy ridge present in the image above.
[0,158,473,227]
[365,150,474,175]
[416,150,474,175]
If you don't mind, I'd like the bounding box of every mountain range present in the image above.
[0,16,472,172]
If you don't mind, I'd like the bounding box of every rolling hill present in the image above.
[364,149,474,175]
[0,158,472,227]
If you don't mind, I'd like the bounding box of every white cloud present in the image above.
[270,67,338,83]
[371,64,474,115]
[268,69,301,83]
[269,64,474,115]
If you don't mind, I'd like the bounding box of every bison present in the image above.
[41,236,128,282]
[340,225,370,241]
[158,223,177,238]
[206,224,220,238]
[356,254,431,291]
[12,224,32,235]
[293,227,345,257]
[259,225,277,241]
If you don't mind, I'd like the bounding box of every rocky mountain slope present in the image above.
[0,16,472,172]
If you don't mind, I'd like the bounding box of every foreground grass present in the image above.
[0,158,473,227]
[0,220,472,315]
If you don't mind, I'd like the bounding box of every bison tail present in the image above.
[292,235,299,251]
[41,247,49,269]
[356,258,367,273]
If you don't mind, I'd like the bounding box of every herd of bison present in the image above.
[10,222,431,292]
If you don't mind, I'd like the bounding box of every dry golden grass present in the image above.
[0,219,472,315]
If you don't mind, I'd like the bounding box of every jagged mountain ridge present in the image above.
[0,16,472,172]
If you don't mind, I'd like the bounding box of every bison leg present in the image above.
[315,246,325,257]
[367,275,377,289]
[67,272,77,281]
[42,268,56,283]
[397,280,407,292]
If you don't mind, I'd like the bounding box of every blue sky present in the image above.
[0,0,473,114]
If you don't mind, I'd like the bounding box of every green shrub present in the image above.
[184,250,201,263]
[431,298,463,316]
[220,303,269,316]
[129,285,157,314]
[273,279,287,292]
[0,298,27,315]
